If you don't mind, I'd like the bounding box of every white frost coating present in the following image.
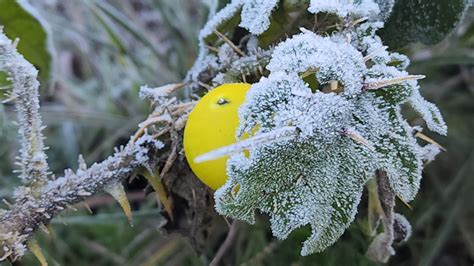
[393,213,412,243]
[201,0,279,36]
[239,0,280,35]
[309,0,380,18]
[199,0,243,39]
[419,144,441,163]
[187,0,395,87]
[408,89,448,136]
[373,0,395,21]
[267,30,366,95]
[0,29,50,189]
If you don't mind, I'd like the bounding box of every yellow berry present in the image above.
[184,83,251,190]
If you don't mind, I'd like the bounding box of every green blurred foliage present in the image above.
[379,0,470,49]
[0,0,53,86]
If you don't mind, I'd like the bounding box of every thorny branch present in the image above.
[0,29,193,261]
[0,135,162,261]
[0,28,49,192]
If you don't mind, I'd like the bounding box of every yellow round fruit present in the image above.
[184,83,251,190]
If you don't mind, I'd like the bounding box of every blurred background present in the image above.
[0,1,473,265]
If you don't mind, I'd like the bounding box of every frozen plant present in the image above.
[192,0,447,262]
[0,28,172,261]
[1,0,463,263]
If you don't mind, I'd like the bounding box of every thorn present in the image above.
[223,216,232,229]
[213,30,245,56]
[83,202,93,214]
[143,170,174,221]
[0,85,12,90]
[195,126,297,163]
[396,195,412,210]
[198,81,213,91]
[66,205,77,212]
[2,94,19,104]
[38,223,52,238]
[330,80,339,91]
[143,83,185,98]
[415,132,447,151]
[364,75,425,90]
[105,183,133,226]
[78,155,87,171]
[299,27,313,34]
[2,199,12,208]
[12,38,19,48]
[350,17,368,27]
[206,45,220,53]
[343,128,375,151]
[27,240,48,266]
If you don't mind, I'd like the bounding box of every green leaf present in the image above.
[379,0,470,49]
[0,0,53,86]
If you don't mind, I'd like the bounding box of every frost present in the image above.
[0,29,49,189]
[373,0,395,21]
[418,144,441,163]
[393,213,412,243]
[267,30,366,96]
[408,89,448,136]
[308,0,381,19]
[199,0,243,40]
[239,0,279,35]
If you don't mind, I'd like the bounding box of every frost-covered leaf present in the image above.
[408,90,448,136]
[191,0,448,258]
[0,0,53,86]
[379,0,470,49]
[239,0,280,35]
[210,20,445,255]
[216,72,383,255]
[308,0,382,19]
[267,30,366,96]
[374,107,423,202]
[373,0,395,21]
